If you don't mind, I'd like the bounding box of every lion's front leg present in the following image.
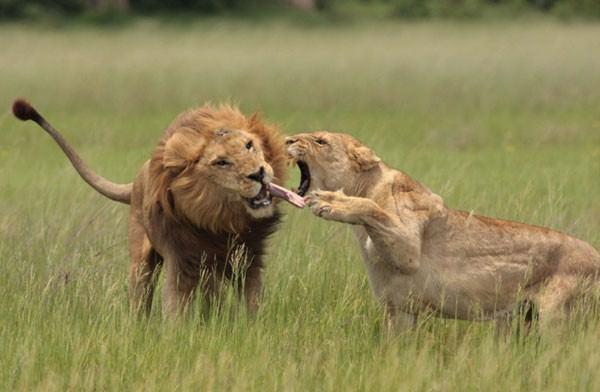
[306,190,382,225]
[162,255,199,319]
[243,264,263,316]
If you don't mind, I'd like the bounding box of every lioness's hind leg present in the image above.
[535,275,579,327]
[495,300,537,338]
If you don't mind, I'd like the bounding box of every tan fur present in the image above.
[287,131,600,331]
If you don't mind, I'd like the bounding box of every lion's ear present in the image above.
[163,128,204,169]
[248,112,261,127]
[349,145,380,171]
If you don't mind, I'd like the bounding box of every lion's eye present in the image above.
[214,159,231,167]
[245,141,253,150]
[315,138,327,145]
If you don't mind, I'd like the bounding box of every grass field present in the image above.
[1,19,599,390]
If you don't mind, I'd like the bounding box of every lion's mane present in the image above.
[146,104,287,284]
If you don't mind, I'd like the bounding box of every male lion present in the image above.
[13,99,298,317]
[286,131,600,331]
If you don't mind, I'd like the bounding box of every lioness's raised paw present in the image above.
[305,190,358,223]
[306,191,333,218]
[310,190,348,203]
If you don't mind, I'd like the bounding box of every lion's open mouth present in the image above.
[296,161,311,197]
[245,183,272,209]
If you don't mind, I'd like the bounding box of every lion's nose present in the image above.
[247,166,265,183]
[285,137,297,145]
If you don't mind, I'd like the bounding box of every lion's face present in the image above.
[199,130,276,213]
[167,129,276,219]
[286,131,380,195]
[151,105,288,232]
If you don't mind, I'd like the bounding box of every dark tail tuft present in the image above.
[12,98,41,122]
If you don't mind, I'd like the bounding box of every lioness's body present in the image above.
[14,100,287,317]
[354,172,598,321]
[287,131,600,329]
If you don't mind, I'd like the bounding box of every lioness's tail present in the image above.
[12,99,132,204]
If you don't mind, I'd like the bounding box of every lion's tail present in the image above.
[12,99,132,205]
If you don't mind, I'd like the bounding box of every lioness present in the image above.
[286,131,600,330]
[13,99,301,317]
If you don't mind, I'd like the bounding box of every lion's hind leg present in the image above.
[129,226,162,316]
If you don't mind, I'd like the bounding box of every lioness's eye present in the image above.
[245,141,253,150]
[315,138,327,145]
[214,159,231,167]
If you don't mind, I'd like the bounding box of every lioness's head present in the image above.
[150,104,287,232]
[286,131,380,196]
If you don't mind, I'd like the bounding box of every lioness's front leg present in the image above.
[384,303,417,334]
[307,190,422,274]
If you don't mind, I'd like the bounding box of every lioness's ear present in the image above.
[349,145,380,171]
[163,128,204,169]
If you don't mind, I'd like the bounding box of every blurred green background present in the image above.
[1,0,600,20]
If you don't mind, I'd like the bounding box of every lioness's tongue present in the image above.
[268,183,305,208]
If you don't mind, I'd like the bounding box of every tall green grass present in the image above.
[0,20,599,390]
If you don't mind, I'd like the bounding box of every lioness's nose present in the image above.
[285,137,297,145]
[247,166,265,183]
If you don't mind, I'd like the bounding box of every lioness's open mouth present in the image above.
[296,161,311,197]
